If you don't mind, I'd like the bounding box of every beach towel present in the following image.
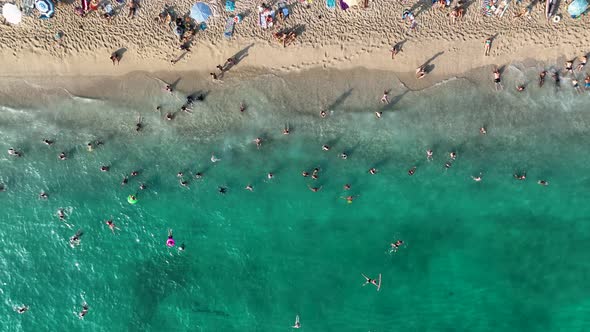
[481,0,492,16]
[258,9,274,28]
[326,0,336,9]
[225,0,235,11]
[494,0,509,17]
[224,16,235,38]
[278,1,289,17]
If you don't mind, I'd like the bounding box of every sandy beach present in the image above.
[0,0,588,84]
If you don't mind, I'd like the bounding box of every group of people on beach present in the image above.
[491,55,588,92]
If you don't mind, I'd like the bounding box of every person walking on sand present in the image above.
[416,66,426,79]
[361,273,381,291]
[210,72,218,80]
[110,52,121,65]
[390,43,402,59]
[484,38,492,56]
[380,90,389,104]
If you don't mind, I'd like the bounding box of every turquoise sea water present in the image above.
[2,67,590,331]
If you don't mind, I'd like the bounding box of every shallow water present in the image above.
[1,66,590,331]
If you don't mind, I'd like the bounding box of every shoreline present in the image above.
[0,39,584,93]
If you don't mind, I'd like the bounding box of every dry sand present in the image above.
[0,0,588,85]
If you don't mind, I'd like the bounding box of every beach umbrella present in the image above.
[35,0,55,18]
[2,3,22,24]
[190,2,212,23]
[568,0,588,17]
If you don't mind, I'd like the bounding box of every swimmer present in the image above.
[130,170,139,176]
[211,154,221,163]
[135,114,142,132]
[292,315,301,329]
[493,68,502,91]
[267,173,274,180]
[368,168,377,175]
[100,166,109,172]
[195,172,203,179]
[8,148,22,157]
[166,229,175,247]
[572,79,581,93]
[390,240,404,253]
[164,84,172,93]
[301,171,309,177]
[341,195,357,203]
[539,71,546,87]
[375,111,383,119]
[344,184,351,190]
[426,149,433,161]
[361,273,381,291]
[155,105,161,113]
[445,162,452,169]
[0,184,5,192]
[322,145,330,151]
[312,168,320,180]
[513,172,526,180]
[42,139,54,146]
[121,177,128,185]
[576,55,587,71]
[179,179,189,187]
[283,125,290,135]
[218,186,227,194]
[516,85,525,92]
[186,95,194,105]
[449,152,457,160]
[181,105,192,114]
[78,303,89,318]
[538,180,549,186]
[139,183,147,190]
[380,90,389,104]
[57,209,66,220]
[179,243,185,251]
[58,152,67,160]
[480,127,487,135]
[320,110,327,118]
[245,184,253,191]
[240,103,246,113]
[565,60,574,74]
[552,72,561,88]
[308,185,322,192]
[87,142,93,152]
[340,152,348,160]
[254,137,263,149]
[70,230,83,248]
[177,172,184,178]
[105,219,119,233]
[408,166,416,176]
[39,192,48,199]
[471,173,482,182]
[165,112,174,121]
[15,305,29,314]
